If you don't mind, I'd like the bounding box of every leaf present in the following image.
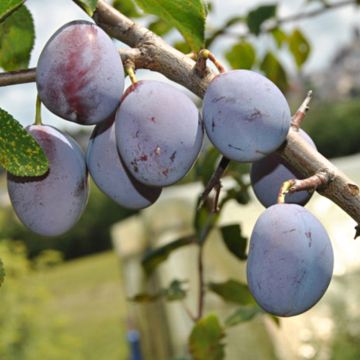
[163,279,187,301]
[225,305,261,327]
[128,292,161,303]
[0,108,48,176]
[260,51,288,93]
[246,4,277,35]
[149,18,173,36]
[225,41,256,70]
[189,314,225,360]
[112,0,141,18]
[141,235,195,275]
[208,280,255,305]
[0,5,34,71]
[0,0,24,23]
[271,27,287,48]
[73,0,98,16]
[173,40,191,54]
[194,200,220,244]
[134,0,207,52]
[288,28,311,69]
[220,224,248,261]
[0,258,5,288]
[195,147,220,185]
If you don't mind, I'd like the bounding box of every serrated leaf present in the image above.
[142,235,195,275]
[247,4,277,35]
[134,0,207,52]
[0,0,24,23]
[149,18,173,36]
[163,279,187,301]
[128,292,161,303]
[225,305,261,327]
[0,258,5,288]
[208,280,255,305]
[271,27,287,48]
[0,5,34,71]
[0,108,48,176]
[226,41,256,70]
[189,314,225,360]
[220,224,248,261]
[288,28,311,69]
[73,0,98,16]
[112,0,141,18]
[260,51,288,93]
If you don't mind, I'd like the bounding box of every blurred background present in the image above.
[1,0,360,359]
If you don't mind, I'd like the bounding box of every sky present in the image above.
[0,0,360,131]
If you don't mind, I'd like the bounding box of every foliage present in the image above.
[0,241,81,360]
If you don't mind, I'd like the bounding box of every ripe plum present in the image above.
[203,70,291,162]
[36,20,124,125]
[115,81,204,187]
[247,204,334,316]
[7,125,89,236]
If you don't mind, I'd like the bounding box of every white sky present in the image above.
[0,0,359,131]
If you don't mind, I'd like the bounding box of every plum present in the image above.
[247,204,334,317]
[87,117,162,209]
[7,125,89,236]
[250,129,317,207]
[202,70,291,162]
[36,20,124,125]
[115,80,204,187]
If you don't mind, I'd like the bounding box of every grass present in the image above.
[35,251,129,360]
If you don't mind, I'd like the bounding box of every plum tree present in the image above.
[115,80,204,187]
[7,125,89,236]
[87,117,162,209]
[36,20,124,125]
[202,70,291,162]
[250,129,317,207]
[247,203,334,317]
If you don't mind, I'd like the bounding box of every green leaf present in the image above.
[142,235,195,275]
[288,28,311,69]
[220,224,248,261]
[149,18,173,36]
[112,0,141,18]
[246,4,277,35]
[195,147,220,185]
[163,279,187,301]
[189,314,225,360]
[73,0,98,16]
[194,200,220,244]
[128,292,161,303]
[0,0,24,23]
[225,305,261,327]
[208,280,255,305]
[260,51,288,93]
[0,5,34,71]
[0,108,48,176]
[225,41,256,70]
[271,27,287,48]
[134,0,207,52]
[173,40,191,54]
[0,258,5,288]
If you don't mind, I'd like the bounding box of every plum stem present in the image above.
[291,90,313,130]
[35,95,42,125]
[196,244,205,321]
[195,49,226,77]
[125,62,137,85]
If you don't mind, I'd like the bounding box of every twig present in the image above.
[196,244,205,321]
[289,170,333,193]
[291,90,313,130]
[198,156,230,210]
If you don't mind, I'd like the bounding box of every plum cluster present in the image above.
[7,20,334,317]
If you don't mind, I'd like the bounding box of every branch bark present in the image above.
[1,0,360,227]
